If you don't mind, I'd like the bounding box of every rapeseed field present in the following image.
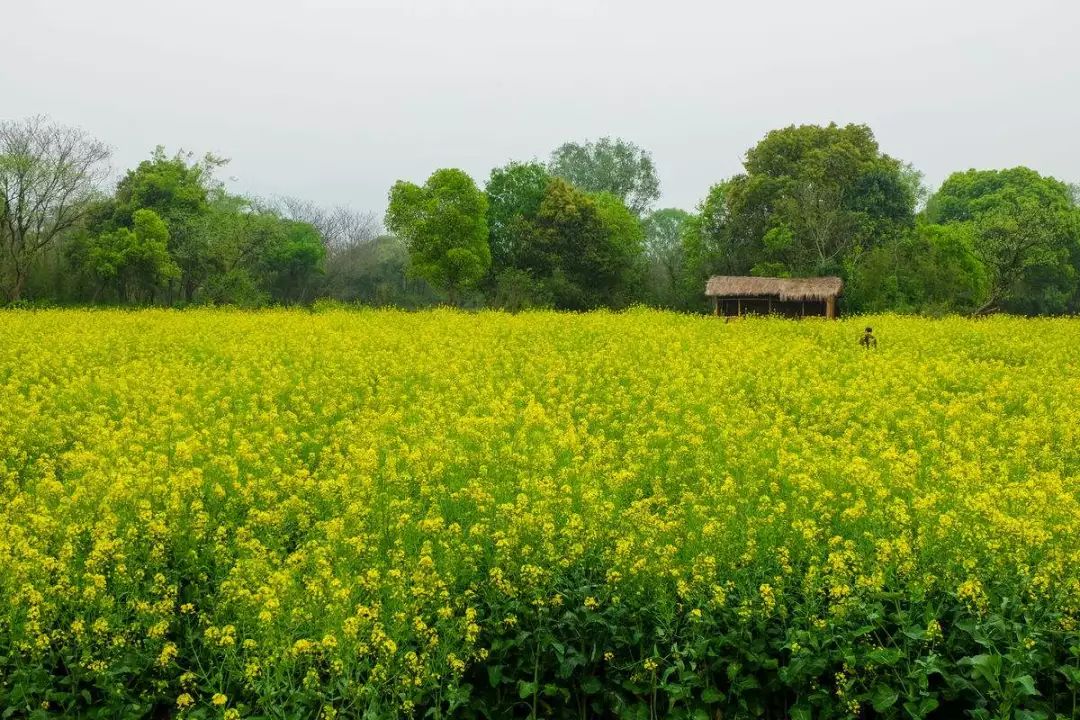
[1,309,1079,719]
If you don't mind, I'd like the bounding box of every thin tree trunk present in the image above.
[974,291,1001,316]
[9,270,26,303]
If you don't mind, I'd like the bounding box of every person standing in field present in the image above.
[860,326,877,349]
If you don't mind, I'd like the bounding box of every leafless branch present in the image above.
[0,115,111,301]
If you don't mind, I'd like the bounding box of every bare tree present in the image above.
[0,116,111,302]
[330,205,381,251]
[266,196,385,301]
[273,196,380,253]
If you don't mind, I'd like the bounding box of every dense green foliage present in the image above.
[678,124,1080,316]
[925,168,1080,314]
[72,208,179,303]
[680,124,919,304]
[485,161,550,275]
[548,137,661,217]
[641,208,691,308]
[845,222,990,315]
[8,143,327,307]
[514,180,644,310]
[3,117,1079,315]
[482,164,645,310]
[385,169,491,305]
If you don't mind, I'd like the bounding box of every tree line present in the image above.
[3,115,1079,314]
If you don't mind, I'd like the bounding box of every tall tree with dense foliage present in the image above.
[482,161,553,308]
[514,178,644,309]
[926,167,1080,314]
[845,221,989,314]
[548,137,660,216]
[186,195,323,306]
[484,161,550,275]
[75,208,180,303]
[0,116,111,302]
[106,147,228,302]
[385,169,490,305]
[708,123,916,278]
[112,147,223,226]
[642,208,691,307]
[592,192,646,298]
[262,219,326,304]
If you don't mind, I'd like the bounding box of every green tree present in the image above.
[846,222,989,314]
[262,220,326,304]
[516,179,643,310]
[516,178,600,309]
[926,167,1080,314]
[548,137,660,216]
[914,223,990,312]
[187,194,267,305]
[385,169,490,305]
[78,208,180,303]
[485,161,550,274]
[191,196,322,306]
[593,192,646,303]
[714,123,916,278]
[100,147,229,302]
[113,147,223,226]
[641,208,691,306]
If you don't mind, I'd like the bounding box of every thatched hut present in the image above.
[705,276,843,318]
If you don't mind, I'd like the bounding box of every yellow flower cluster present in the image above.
[1,308,1079,712]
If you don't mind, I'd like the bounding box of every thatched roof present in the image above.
[705,275,843,301]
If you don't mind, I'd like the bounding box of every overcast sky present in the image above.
[4,0,1077,220]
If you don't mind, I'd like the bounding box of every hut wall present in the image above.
[719,297,830,318]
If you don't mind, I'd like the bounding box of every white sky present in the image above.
[3,0,1078,219]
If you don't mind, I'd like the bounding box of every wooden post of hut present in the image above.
[704,275,843,319]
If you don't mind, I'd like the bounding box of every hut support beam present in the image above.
[826,296,836,319]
